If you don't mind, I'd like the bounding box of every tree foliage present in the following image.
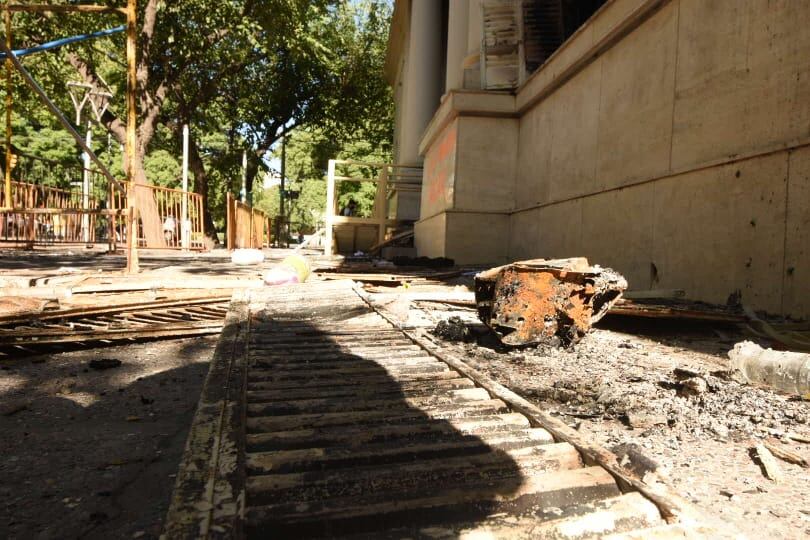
[2,0,394,242]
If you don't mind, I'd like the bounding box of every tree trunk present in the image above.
[187,135,218,243]
[245,152,260,205]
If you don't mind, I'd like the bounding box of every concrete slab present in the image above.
[545,61,602,203]
[581,184,656,291]
[534,199,583,260]
[445,211,509,265]
[782,146,810,317]
[421,120,458,220]
[671,0,810,170]
[414,212,447,259]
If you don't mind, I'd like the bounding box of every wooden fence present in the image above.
[225,192,271,250]
[0,153,205,250]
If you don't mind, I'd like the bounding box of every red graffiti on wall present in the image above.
[423,122,457,214]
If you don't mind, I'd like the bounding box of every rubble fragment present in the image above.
[763,439,809,468]
[680,377,709,397]
[433,316,472,342]
[753,444,784,482]
[729,341,810,396]
[474,258,627,346]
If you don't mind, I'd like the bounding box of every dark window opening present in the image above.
[440,0,449,93]
[523,0,608,74]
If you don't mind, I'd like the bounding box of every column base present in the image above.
[415,210,510,265]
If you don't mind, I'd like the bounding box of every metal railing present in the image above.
[135,183,205,250]
[324,159,422,255]
[225,192,271,249]
[0,153,205,250]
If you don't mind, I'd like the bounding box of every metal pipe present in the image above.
[82,124,91,243]
[241,149,247,203]
[0,26,125,59]
[0,39,124,193]
[324,159,335,256]
[181,124,189,250]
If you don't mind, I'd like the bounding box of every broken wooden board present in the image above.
[609,298,747,323]
[475,258,627,346]
[0,300,228,357]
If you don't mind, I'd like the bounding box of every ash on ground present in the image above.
[433,316,473,342]
[438,315,810,539]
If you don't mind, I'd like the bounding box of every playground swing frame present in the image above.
[0,1,139,272]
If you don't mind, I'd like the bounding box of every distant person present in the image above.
[298,231,304,244]
[163,215,176,245]
[340,199,357,217]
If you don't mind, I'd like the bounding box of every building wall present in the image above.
[508,0,810,315]
[411,0,810,317]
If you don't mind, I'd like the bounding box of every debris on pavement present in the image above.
[474,257,627,346]
[753,443,784,482]
[89,358,123,370]
[729,340,810,396]
[763,438,809,468]
[432,316,473,342]
[263,254,311,286]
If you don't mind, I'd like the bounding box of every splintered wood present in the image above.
[475,258,627,346]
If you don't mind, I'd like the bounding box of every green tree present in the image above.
[4,0,394,244]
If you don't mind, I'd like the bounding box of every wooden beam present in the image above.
[125,0,139,273]
[0,321,223,346]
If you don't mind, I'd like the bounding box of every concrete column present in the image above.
[445,0,469,93]
[397,0,444,220]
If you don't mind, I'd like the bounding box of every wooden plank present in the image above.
[245,467,618,536]
[246,399,510,432]
[754,444,784,482]
[246,442,583,501]
[246,428,555,474]
[245,413,532,452]
[163,294,249,539]
[245,388,492,416]
[246,377,475,401]
[0,320,222,345]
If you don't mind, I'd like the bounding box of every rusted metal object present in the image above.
[475,258,627,346]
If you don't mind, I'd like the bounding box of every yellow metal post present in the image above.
[125,0,138,272]
[4,7,12,210]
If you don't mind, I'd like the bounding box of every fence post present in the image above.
[376,165,388,247]
[324,159,335,256]
[180,124,189,250]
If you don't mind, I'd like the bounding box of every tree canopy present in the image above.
[2,0,394,243]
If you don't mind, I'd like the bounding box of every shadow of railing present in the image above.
[243,313,529,538]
